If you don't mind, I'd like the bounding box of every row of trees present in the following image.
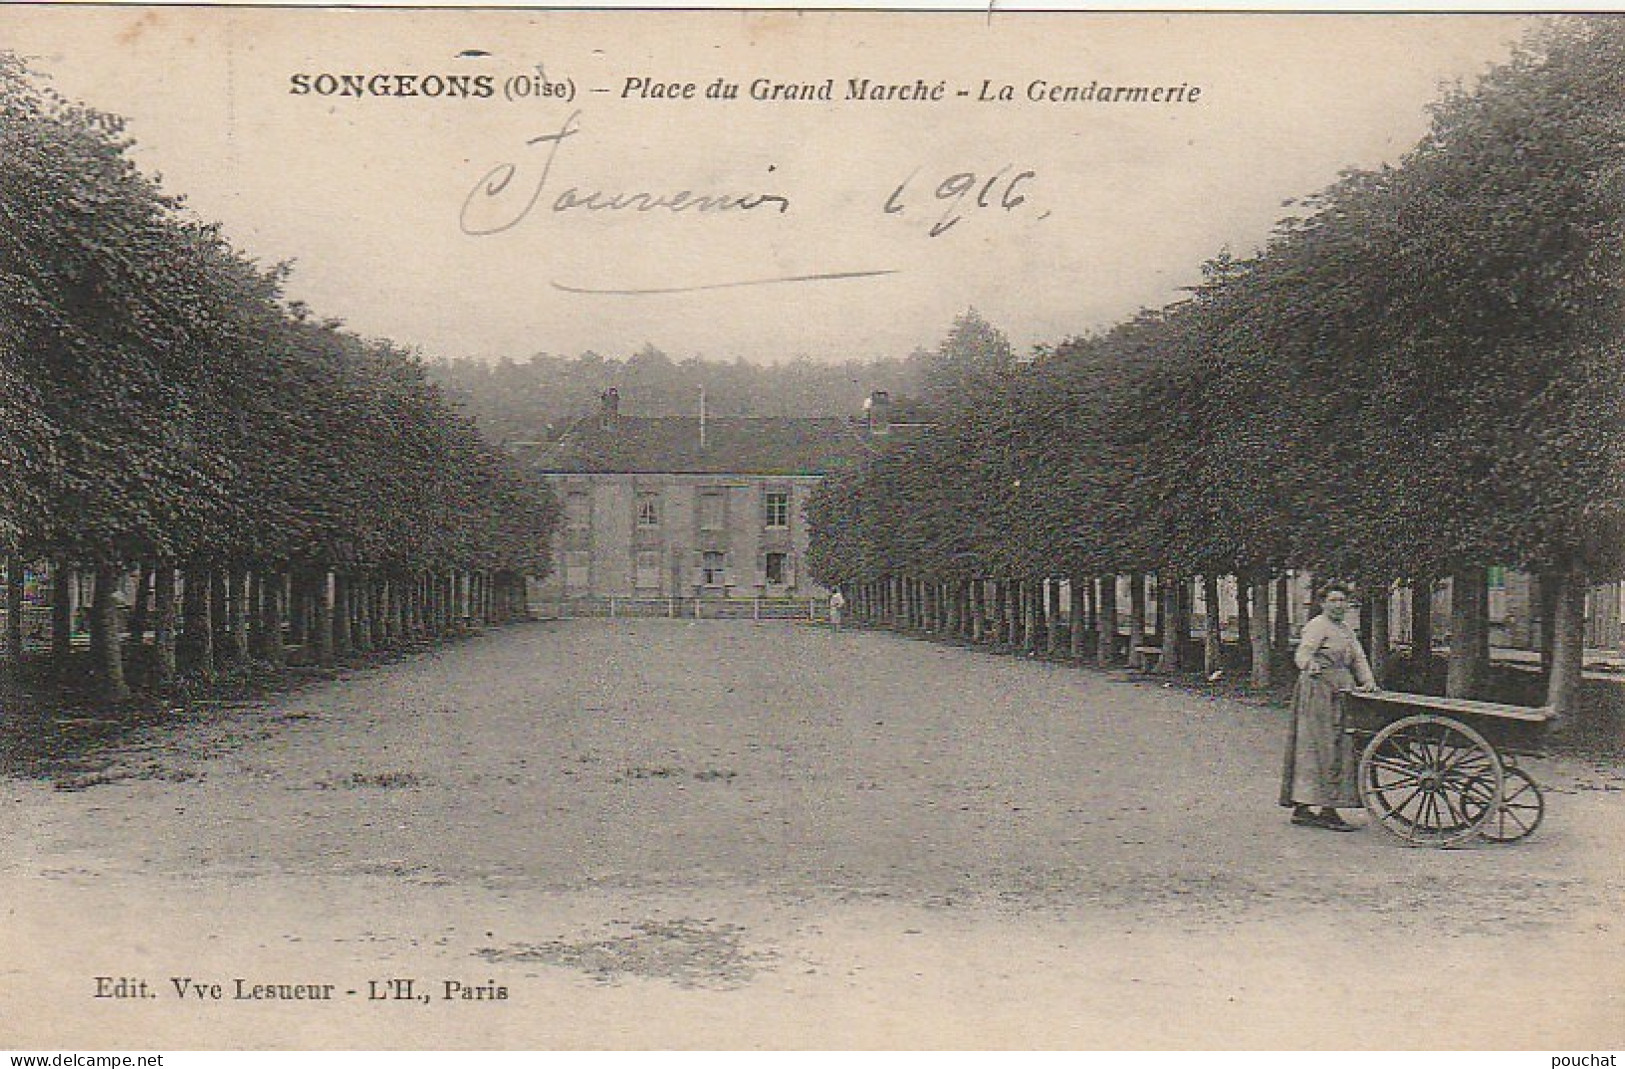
[807,19,1625,719]
[1,52,561,703]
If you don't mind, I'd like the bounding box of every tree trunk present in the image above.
[1546,567,1587,723]
[1067,574,1086,661]
[1156,574,1181,673]
[1003,580,1018,647]
[90,564,130,703]
[128,563,153,645]
[179,567,215,680]
[1447,566,1487,699]
[373,578,391,647]
[1249,575,1273,689]
[405,574,420,639]
[287,571,310,650]
[1273,574,1292,654]
[247,571,267,659]
[1235,570,1253,665]
[7,557,28,670]
[51,561,75,680]
[1022,579,1039,652]
[256,571,287,667]
[352,573,374,653]
[1536,571,1558,678]
[125,564,150,685]
[1098,574,1120,667]
[313,570,336,668]
[153,565,178,685]
[1204,574,1223,678]
[970,580,986,643]
[1369,583,1391,688]
[226,565,251,665]
[1053,578,1066,653]
[1128,572,1148,670]
[1411,578,1434,675]
[334,573,353,657]
[380,575,396,640]
[210,569,230,653]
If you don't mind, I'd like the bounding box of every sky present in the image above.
[1,8,1534,365]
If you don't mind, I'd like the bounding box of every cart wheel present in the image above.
[1358,714,1503,847]
[1461,765,1545,843]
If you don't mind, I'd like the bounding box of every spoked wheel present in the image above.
[1461,765,1545,843]
[1358,714,1503,847]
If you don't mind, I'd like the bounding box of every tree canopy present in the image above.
[807,18,1625,596]
[0,52,559,580]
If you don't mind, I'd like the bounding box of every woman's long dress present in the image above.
[1279,614,1375,809]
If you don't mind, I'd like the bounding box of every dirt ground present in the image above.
[3,619,1623,1050]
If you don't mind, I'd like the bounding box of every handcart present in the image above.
[1339,689,1556,847]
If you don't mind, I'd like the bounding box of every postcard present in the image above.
[2,5,1622,1053]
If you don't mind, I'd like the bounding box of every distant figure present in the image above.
[828,589,846,632]
[1281,581,1377,832]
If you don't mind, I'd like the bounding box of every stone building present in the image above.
[524,389,893,609]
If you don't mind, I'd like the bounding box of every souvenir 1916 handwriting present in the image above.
[454,105,1051,245]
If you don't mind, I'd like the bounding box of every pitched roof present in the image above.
[533,415,872,476]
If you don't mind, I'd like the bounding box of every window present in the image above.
[636,493,660,529]
[565,490,591,550]
[702,551,726,586]
[765,552,788,586]
[635,550,661,590]
[565,491,590,530]
[700,492,725,531]
[564,550,590,591]
[764,491,790,530]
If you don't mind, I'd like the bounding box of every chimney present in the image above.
[864,390,891,436]
[599,387,620,430]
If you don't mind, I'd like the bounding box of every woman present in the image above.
[1280,582,1377,831]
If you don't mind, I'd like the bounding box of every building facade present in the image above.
[545,471,826,601]
[524,389,886,608]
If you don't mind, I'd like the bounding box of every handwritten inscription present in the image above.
[462,112,1043,241]
[459,111,790,236]
[884,166,1041,237]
